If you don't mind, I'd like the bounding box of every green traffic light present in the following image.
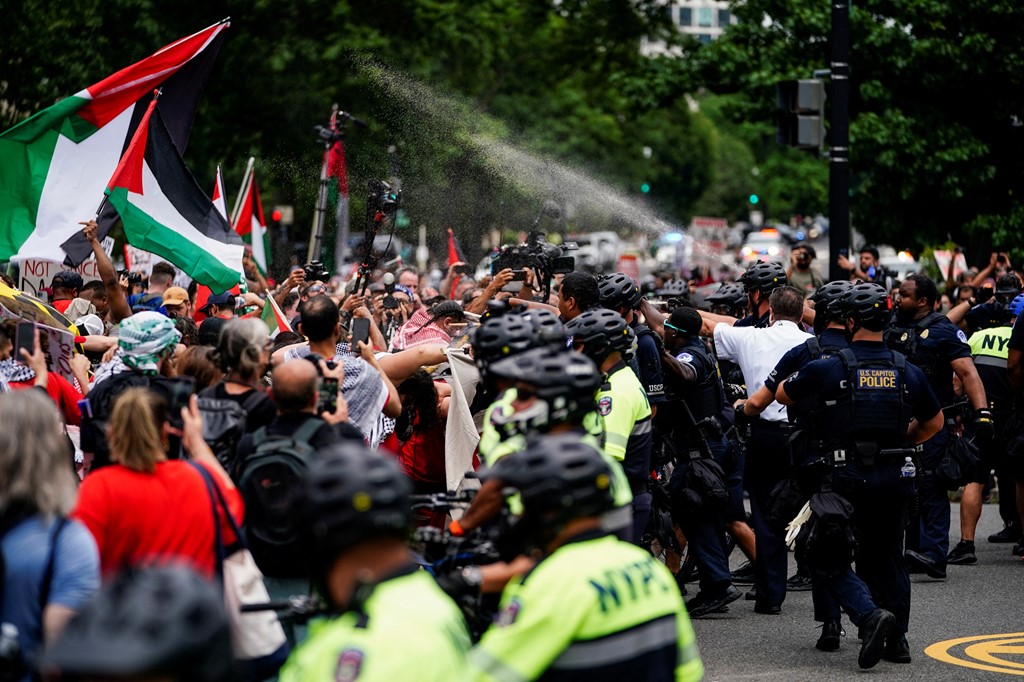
[640,183,651,194]
[749,194,760,204]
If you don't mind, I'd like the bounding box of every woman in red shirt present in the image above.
[73,387,242,579]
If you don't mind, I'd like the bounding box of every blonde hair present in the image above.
[0,391,78,516]
[108,388,168,473]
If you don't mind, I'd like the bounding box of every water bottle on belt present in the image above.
[901,457,918,518]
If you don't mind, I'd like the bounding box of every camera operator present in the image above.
[787,242,824,296]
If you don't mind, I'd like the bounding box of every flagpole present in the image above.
[230,157,255,229]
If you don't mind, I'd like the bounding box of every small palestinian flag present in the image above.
[232,160,270,275]
[104,93,243,293]
[212,164,229,219]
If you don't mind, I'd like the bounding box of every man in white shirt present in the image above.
[699,286,812,615]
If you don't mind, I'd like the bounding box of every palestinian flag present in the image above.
[261,293,293,335]
[212,164,228,219]
[0,20,229,264]
[329,137,350,270]
[232,160,270,275]
[447,227,467,298]
[104,93,243,293]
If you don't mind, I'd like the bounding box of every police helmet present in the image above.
[739,261,787,294]
[565,308,633,363]
[996,272,1022,298]
[1010,293,1024,318]
[482,434,614,529]
[811,280,854,323]
[657,279,690,299]
[294,443,412,569]
[524,308,567,347]
[705,281,746,309]
[837,282,891,331]
[472,312,537,372]
[41,566,232,682]
[598,273,642,311]
[489,348,601,429]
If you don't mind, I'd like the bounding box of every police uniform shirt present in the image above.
[734,309,772,328]
[714,320,813,422]
[888,315,971,406]
[671,338,719,397]
[965,301,1013,335]
[781,341,942,427]
[280,568,471,682]
[968,325,1014,410]
[629,320,666,405]
[469,532,704,682]
[763,327,849,396]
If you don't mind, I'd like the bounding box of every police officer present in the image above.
[948,291,1024,564]
[737,261,788,328]
[598,273,667,414]
[473,308,566,464]
[661,305,742,616]
[705,281,748,319]
[886,273,990,579]
[281,443,471,681]
[778,282,944,667]
[739,280,854,628]
[951,272,1022,335]
[457,346,633,538]
[469,436,704,682]
[567,308,654,543]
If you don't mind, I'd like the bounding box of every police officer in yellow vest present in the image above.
[470,435,704,682]
[456,346,633,537]
[280,443,471,682]
[566,308,654,543]
[947,292,1024,564]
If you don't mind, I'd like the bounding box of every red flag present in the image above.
[447,228,467,299]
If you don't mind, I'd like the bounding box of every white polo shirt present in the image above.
[713,319,812,422]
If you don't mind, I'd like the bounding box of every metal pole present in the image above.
[828,0,851,283]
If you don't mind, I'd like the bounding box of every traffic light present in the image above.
[776,80,825,149]
[640,182,651,194]
[749,194,760,205]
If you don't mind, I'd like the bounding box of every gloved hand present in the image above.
[734,403,754,443]
[974,408,995,442]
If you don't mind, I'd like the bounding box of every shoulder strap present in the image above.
[188,462,247,570]
[891,350,906,371]
[251,425,269,448]
[240,389,266,415]
[917,312,944,331]
[294,419,325,443]
[40,516,69,608]
[806,337,821,357]
[838,348,858,371]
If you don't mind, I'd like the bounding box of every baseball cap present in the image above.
[202,292,235,312]
[162,286,189,306]
[74,314,105,337]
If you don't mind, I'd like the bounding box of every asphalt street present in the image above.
[692,503,1024,680]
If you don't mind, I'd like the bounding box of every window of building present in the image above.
[679,7,692,26]
[698,33,712,44]
[697,7,713,27]
[718,9,731,27]
[664,6,674,22]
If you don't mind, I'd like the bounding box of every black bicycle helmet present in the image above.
[656,279,690,299]
[598,273,642,311]
[294,443,412,570]
[565,308,633,363]
[705,281,746,307]
[837,282,891,331]
[472,312,537,372]
[489,348,601,429]
[739,261,787,294]
[524,308,567,348]
[482,435,614,533]
[996,272,1022,297]
[41,566,232,682]
[810,280,854,326]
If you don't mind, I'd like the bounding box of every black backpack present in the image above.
[196,391,266,474]
[237,420,323,578]
[799,491,857,577]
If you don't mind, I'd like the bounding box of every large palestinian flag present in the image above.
[0,20,229,265]
[104,94,243,292]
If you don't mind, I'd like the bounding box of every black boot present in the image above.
[816,620,842,652]
[858,609,896,669]
[883,634,912,663]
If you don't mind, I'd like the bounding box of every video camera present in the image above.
[303,261,330,283]
[490,231,575,276]
[118,270,143,287]
[367,178,401,218]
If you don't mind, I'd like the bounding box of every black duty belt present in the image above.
[825,443,922,468]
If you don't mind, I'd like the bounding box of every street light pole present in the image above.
[828,0,851,282]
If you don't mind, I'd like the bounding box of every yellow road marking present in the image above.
[926,633,1024,676]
